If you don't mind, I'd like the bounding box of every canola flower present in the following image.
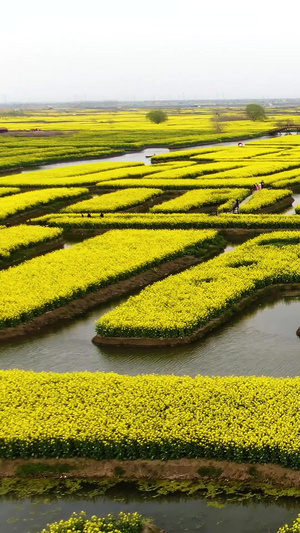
[0,187,20,197]
[150,188,250,213]
[64,188,163,213]
[96,232,300,339]
[0,229,219,328]
[32,212,300,230]
[239,189,292,213]
[36,511,145,533]
[278,515,300,532]
[0,163,192,188]
[96,177,274,189]
[0,225,62,259]
[0,187,89,221]
[146,162,246,179]
[2,369,300,469]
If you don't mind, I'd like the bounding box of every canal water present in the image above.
[28,135,272,170]
[1,488,300,533]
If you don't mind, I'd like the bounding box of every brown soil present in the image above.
[0,168,22,176]
[2,457,300,490]
[0,247,219,341]
[92,284,300,346]
[0,238,64,270]
[2,193,91,227]
[1,130,75,137]
[254,195,294,214]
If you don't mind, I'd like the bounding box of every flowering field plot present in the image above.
[209,161,300,178]
[0,187,89,222]
[147,161,247,179]
[96,177,275,189]
[150,188,250,213]
[151,146,283,163]
[32,212,300,230]
[0,162,195,188]
[4,369,300,469]
[64,188,164,213]
[239,189,293,213]
[0,187,20,196]
[0,225,62,260]
[96,232,300,340]
[191,146,284,161]
[0,148,125,171]
[0,229,220,329]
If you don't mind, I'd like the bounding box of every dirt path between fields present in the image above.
[2,457,300,490]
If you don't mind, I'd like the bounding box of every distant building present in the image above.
[0,128,8,133]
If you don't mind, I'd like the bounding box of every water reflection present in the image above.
[1,486,300,533]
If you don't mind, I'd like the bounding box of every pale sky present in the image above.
[2,0,300,103]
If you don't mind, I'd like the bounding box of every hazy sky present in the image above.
[2,0,300,102]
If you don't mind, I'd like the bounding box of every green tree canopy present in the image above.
[245,104,266,121]
[146,110,168,124]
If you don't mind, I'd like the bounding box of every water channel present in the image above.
[3,134,300,532]
[1,485,300,533]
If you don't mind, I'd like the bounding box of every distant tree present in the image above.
[211,110,224,133]
[245,104,266,121]
[146,110,168,124]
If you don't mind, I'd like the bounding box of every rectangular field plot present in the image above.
[0,225,62,260]
[0,188,89,221]
[96,177,272,189]
[0,187,21,197]
[31,212,300,230]
[0,162,190,188]
[96,231,300,340]
[151,188,250,213]
[2,369,300,469]
[63,188,164,213]
[0,229,220,328]
[239,189,293,213]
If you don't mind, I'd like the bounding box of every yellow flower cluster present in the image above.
[151,188,250,213]
[64,188,163,213]
[0,225,62,259]
[191,146,283,161]
[96,177,267,189]
[32,212,300,230]
[2,369,300,469]
[0,187,20,197]
[0,229,219,328]
[239,189,292,213]
[96,232,300,339]
[0,187,88,221]
[37,511,144,533]
[205,161,300,180]
[0,162,190,188]
[278,515,300,532]
[147,161,245,179]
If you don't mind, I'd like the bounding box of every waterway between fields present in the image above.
[1,486,300,533]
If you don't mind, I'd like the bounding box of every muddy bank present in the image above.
[248,195,294,215]
[0,237,64,270]
[0,247,221,341]
[3,456,300,493]
[92,284,300,346]
[1,193,91,227]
